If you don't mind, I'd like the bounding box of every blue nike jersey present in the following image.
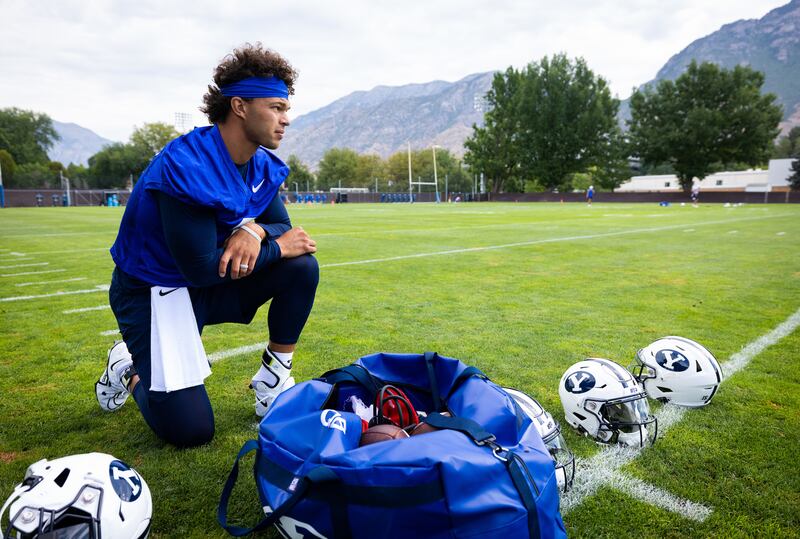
[110,125,289,286]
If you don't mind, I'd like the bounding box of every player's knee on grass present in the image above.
[286,253,319,289]
[149,387,215,448]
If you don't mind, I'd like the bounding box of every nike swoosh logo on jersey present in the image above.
[158,288,179,296]
[252,179,266,193]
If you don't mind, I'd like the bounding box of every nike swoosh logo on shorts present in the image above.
[158,288,179,296]
[252,179,266,193]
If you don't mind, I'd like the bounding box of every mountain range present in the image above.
[50,0,799,167]
[49,120,114,167]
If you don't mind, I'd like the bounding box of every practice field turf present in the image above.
[1,202,799,538]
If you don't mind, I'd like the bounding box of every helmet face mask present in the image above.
[2,453,151,539]
[631,336,722,408]
[560,358,658,448]
[7,484,102,539]
[503,387,576,491]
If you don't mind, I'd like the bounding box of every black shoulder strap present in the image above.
[217,440,345,537]
[318,364,383,399]
[424,351,443,412]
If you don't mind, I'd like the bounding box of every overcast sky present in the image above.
[0,0,787,142]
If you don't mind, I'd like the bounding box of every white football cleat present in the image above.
[251,348,294,417]
[95,341,134,412]
[252,376,296,417]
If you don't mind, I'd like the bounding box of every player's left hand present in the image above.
[219,224,264,279]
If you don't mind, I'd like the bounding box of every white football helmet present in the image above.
[503,387,575,492]
[631,336,722,407]
[1,453,151,539]
[559,358,657,447]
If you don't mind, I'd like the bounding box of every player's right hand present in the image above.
[275,226,316,258]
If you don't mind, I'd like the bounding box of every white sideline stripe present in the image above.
[777,232,786,236]
[0,284,110,302]
[17,277,87,287]
[99,329,120,336]
[0,262,48,269]
[561,306,800,521]
[319,214,783,269]
[63,303,110,313]
[0,231,112,238]
[610,472,712,522]
[10,247,107,256]
[0,257,33,262]
[1,269,65,277]
[208,342,266,363]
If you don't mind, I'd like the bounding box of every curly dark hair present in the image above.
[201,43,298,124]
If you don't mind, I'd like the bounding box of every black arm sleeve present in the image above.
[156,191,282,287]
[256,193,292,239]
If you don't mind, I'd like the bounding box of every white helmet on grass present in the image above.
[559,358,657,447]
[1,453,151,539]
[503,387,575,491]
[631,336,722,407]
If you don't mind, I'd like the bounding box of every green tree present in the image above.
[130,122,180,156]
[464,56,621,192]
[774,126,800,158]
[11,162,60,188]
[0,107,60,165]
[464,67,525,193]
[628,61,783,192]
[0,149,16,183]
[356,154,385,190]
[88,143,140,188]
[516,54,620,191]
[87,122,180,188]
[286,155,315,191]
[316,148,359,191]
[788,159,800,191]
[65,163,91,189]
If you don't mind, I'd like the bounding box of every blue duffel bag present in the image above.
[218,352,568,538]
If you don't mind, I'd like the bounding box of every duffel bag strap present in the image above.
[423,414,543,539]
[423,351,444,412]
[318,363,383,398]
[445,365,489,400]
[217,440,346,537]
[423,413,496,446]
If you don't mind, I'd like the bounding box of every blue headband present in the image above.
[219,76,289,99]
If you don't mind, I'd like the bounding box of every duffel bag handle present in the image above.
[217,440,342,537]
[318,364,383,399]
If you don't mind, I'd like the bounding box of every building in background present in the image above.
[616,159,794,193]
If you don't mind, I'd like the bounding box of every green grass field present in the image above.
[1,202,799,538]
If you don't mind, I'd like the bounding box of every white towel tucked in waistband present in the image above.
[149,286,211,392]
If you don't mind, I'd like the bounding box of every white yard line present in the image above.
[0,262,48,269]
[0,284,110,302]
[4,247,108,256]
[208,342,267,363]
[63,304,110,314]
[560,306,800,521]
[0,257,33,262]
[1,269,65,277]
[17,277,87,287]
[320,214,783,269]
[99,329,120,336]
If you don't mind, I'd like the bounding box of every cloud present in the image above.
[0,0,787,141]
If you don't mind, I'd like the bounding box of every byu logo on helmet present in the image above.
[565,371,595,393]
[320,409,347,433]
[655,349,690,371]
[109,460,143,502]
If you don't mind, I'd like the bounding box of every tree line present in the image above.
[1,55,797,193]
